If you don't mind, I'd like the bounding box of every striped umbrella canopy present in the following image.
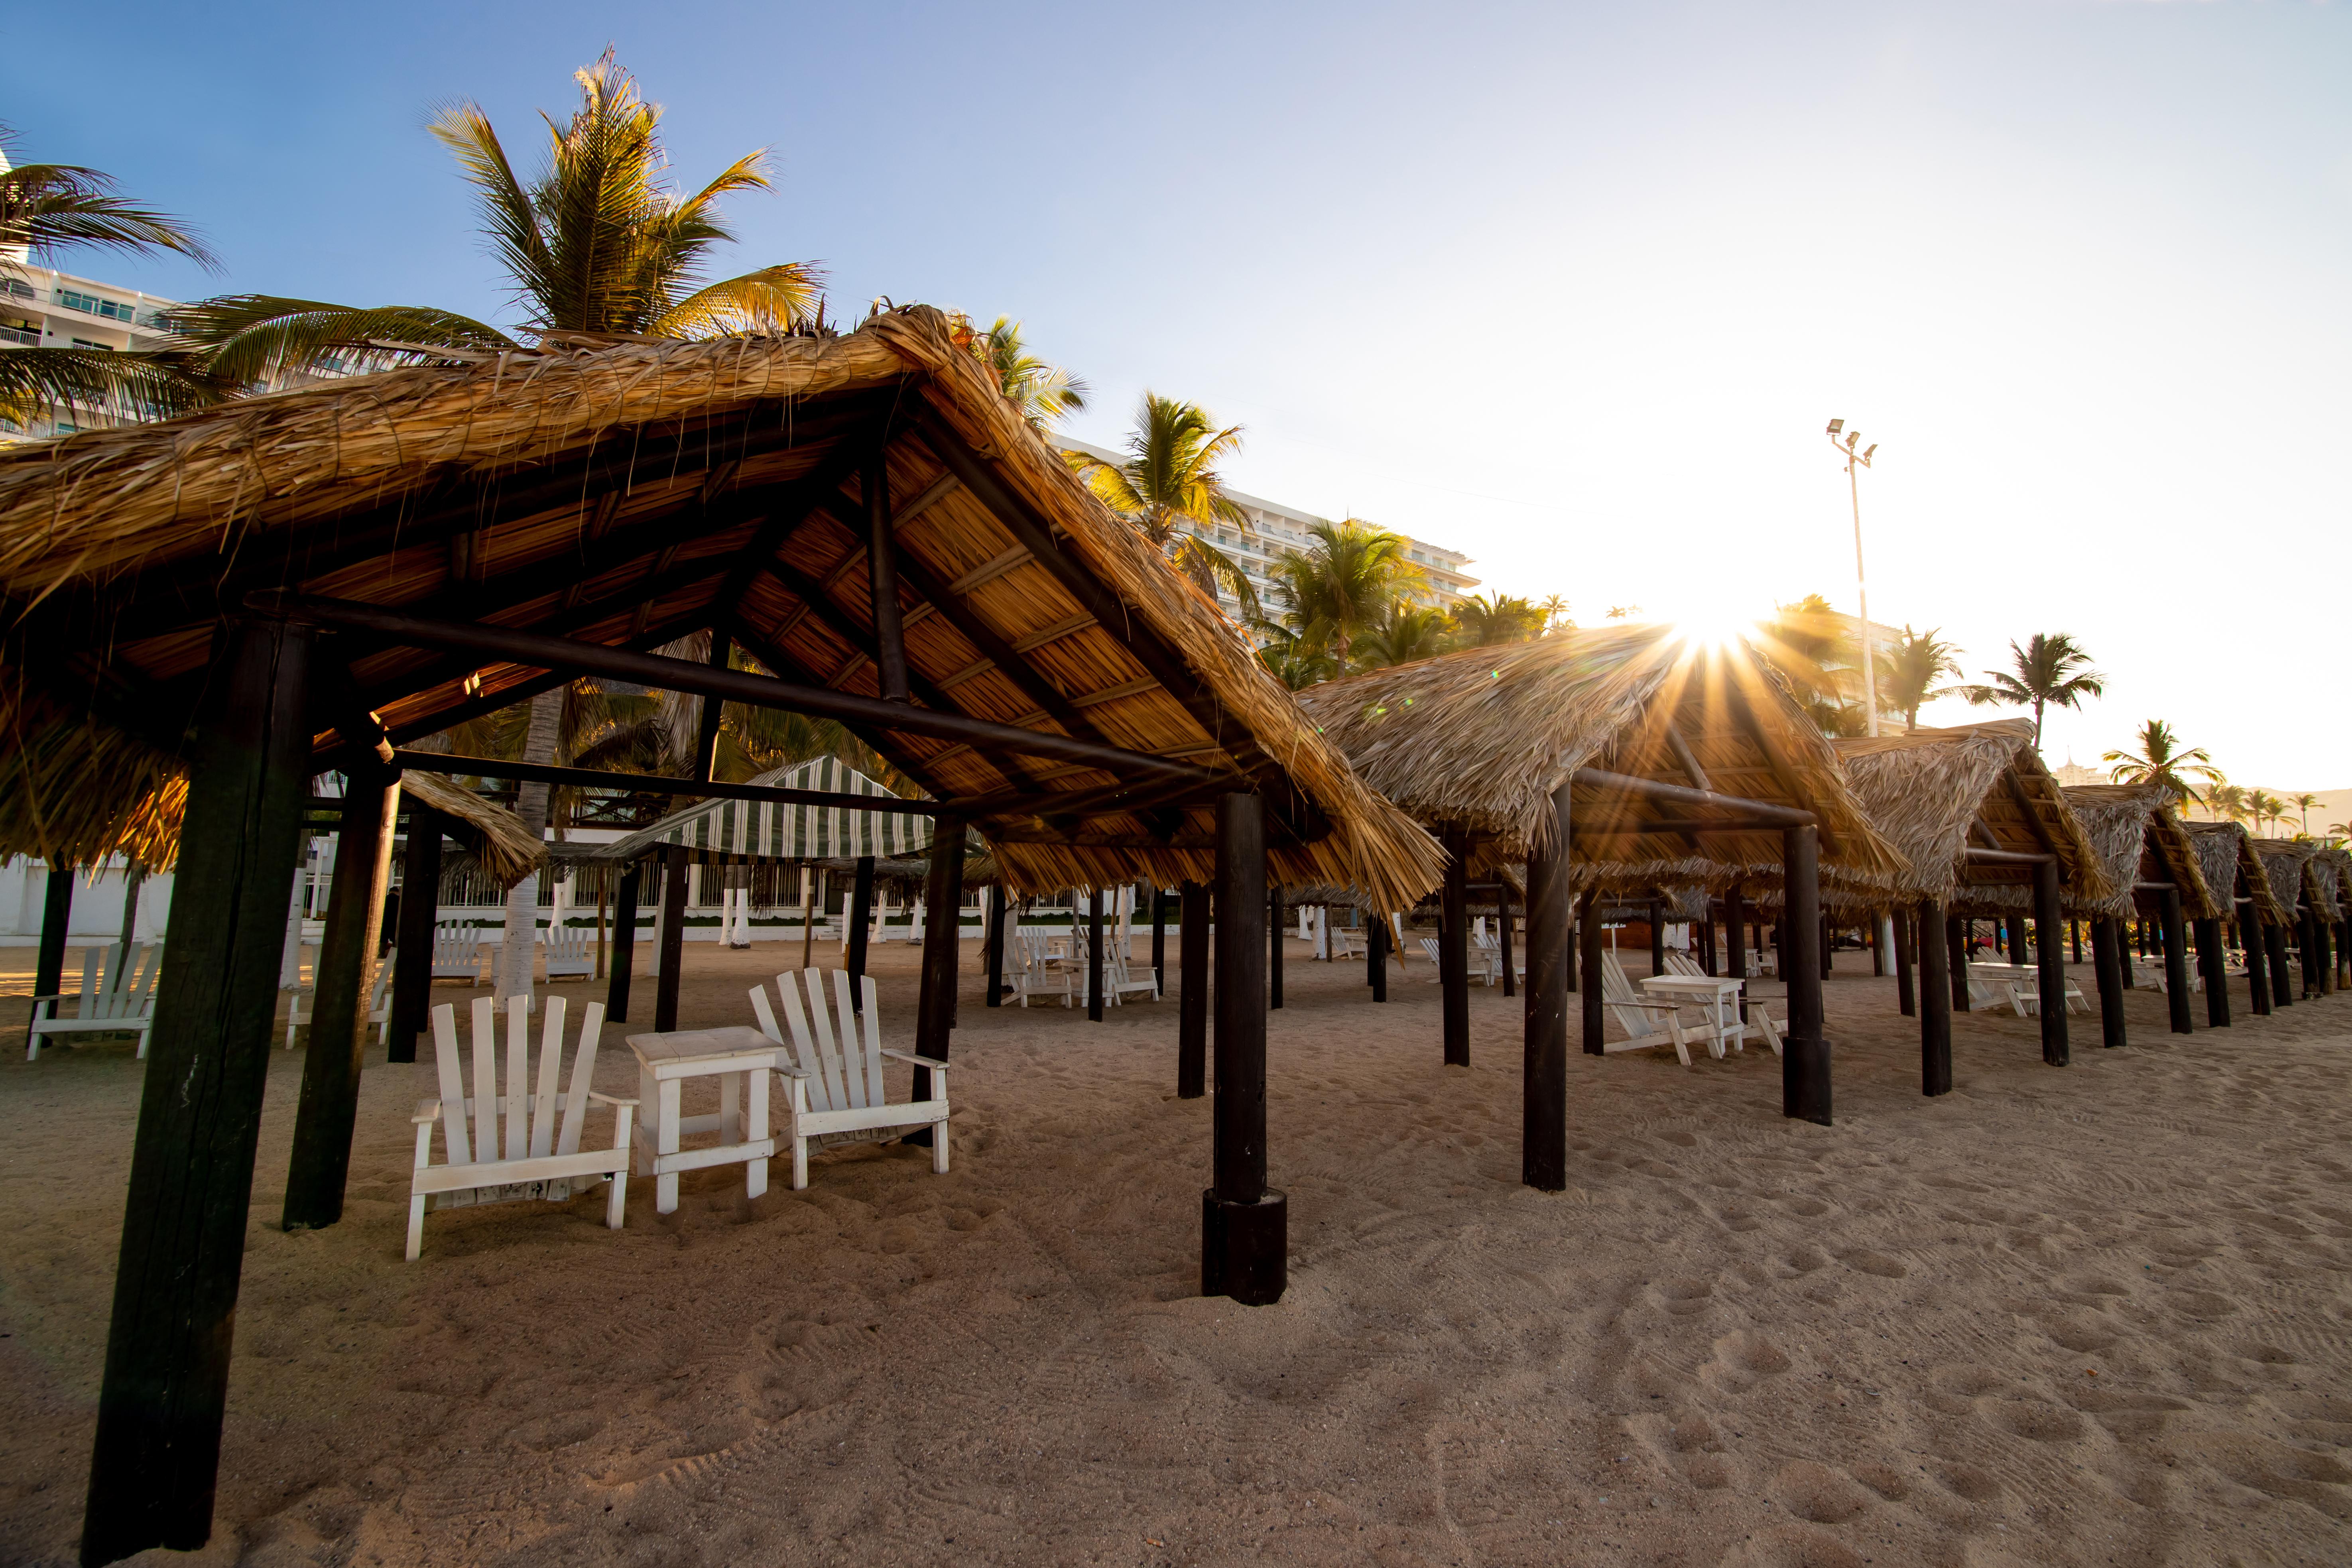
[604,757,935,864]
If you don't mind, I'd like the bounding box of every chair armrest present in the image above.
[585,1091,641,1107]
[412,1099,443,1125]
[770,1062,812,1078]
[880,1049,952,1073]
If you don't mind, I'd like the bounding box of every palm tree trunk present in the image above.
[496,688,563,999]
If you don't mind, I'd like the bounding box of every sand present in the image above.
[4,939,2352,1568]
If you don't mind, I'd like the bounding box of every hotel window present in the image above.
[56,288,137,321]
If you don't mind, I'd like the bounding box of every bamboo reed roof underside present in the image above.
[1824,722,2109,913]
[1292,625,1904,896]
[2184,821,2291,927]
[0,306,1442,906]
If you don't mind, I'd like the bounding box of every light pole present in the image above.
[1825,418,1880,738]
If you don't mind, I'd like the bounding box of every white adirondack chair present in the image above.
[1008,925,1075,1007]
[1596,951,1697,1065]
[1475,930,1523,987]
[283,957,398,1048]
[545,923,594,980]
[748,969,951,1190]
[431,921,484,982]
[1101,941,1160,1004]
[408,995,633,1260]
[1663,952,1707,979]
[26,942,162,1059]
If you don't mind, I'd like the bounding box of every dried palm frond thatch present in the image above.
[2184,820,2290,927]
[1293,624,1903,898]
[1824,721,2108,912]
[2250,838,2321,921]
[401,771,546,889]
[0,306,1444,910]
[2057,783,2222,921]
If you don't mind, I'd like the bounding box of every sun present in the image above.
[1657,592,1759,650]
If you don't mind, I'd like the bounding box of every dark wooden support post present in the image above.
[912,817,964,1106]
[2298,910,2321,999]
[1869,912,1884,977]
[1086,887,1105,1022]
[82,617,313,1565]
[2266,919,2295,1010]
[1177,882,1208,1098]
[1650,898,1667,976]
[1895,904,1917,1017]
[1268,884,1284,1011]
[1919,898,1952,1095]
[653,845,689,1032]
[984,886,1007,1007]
[1946,916,1970,1011]
[34,861,73,1013]
[1725,882,1747,1019]
[606,862,640,1022]
[2072,919,2083,964]
[1522,783,1571,1191]
[846,854,876,997]
[2159,886,2194,1035]
[2195,917,2231,1027]
[386,805,442,1063]
[1578,889,1604,1055]
[1369,909,1388,1002]
[2035,859,2070,1065]
[1497,876,1516,998]
[2242,904,2271,1015]
[1820,913,1833,980]
[864,453,910,703]
[2315,913,2335,995]
[1440,824,1469,1066]
[1151,887,1168,996]
[1203,791,1283,1306]
[1782,824,1830,1125]
[2092,917,2128,1048]
[282,767,400,1231]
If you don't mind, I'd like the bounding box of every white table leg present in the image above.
[656,1077,682,1214]
[746,1066,770,1199]
[720,1070,741,1144]
[635,1064,657,1174]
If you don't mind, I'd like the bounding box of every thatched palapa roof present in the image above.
[2250,838,2321,921]
[1826,722,2108,912]
[2183,820,2290,927]
[2058,783,2221,921]
[0,306,1442,909]
[1292,625,1904,895]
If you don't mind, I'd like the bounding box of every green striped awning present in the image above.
[605,757,933,864]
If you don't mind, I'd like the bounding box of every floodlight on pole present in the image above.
[1825,419,1881,738]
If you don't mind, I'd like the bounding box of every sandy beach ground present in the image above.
[4,936,2352,1567]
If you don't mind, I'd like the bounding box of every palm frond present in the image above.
[0,346,230,425]
[648,264,824,337]
[0,160,217,268]
[426,100,556,325]
[167,295,521,384]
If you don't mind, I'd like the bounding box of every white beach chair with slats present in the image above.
[407,995,634,1260]
[431,921,484,982]
[283,956,397,1048]
[1597,951,1697,1065]
[544,923,594,980]
[26,942,161,1059]
[749,969,951,1190]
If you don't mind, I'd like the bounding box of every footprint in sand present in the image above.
[1783,1245,1830,1274]
[1653,1279,1714,1316]
[1702,1330,1792,1393]
[1765,1460,1872,1524]
[1933,1461,2004,1504]
[1834,1248,1908,1279]
[1847,1462,1912,1501]
[1778,1195,1831,1218]
[1929,1364,2011,1399]
[1981,1398,2088,1444]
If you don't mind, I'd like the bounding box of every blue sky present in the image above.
[14,0,2349,789]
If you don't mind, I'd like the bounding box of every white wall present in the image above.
[0,857,173,946]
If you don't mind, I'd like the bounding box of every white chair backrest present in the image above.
[428,994,605,1168]
[751,969,885,1115]
[1664,952,1706,978]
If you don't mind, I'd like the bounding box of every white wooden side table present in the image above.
[624,1025,783,1213]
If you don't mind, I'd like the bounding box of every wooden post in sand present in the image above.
[2240,901,2271,1015]
[1894,904,1916,1018]
[984,886,1006,1008]
[1441,824,1469,1066]
[386,804,443,1062]
[83,617,314,1565]
[1497,877,1516,998]
[2033,860,2069,1066]
[1725,882,1747,1021]
[1177,882,1208,1099]
[1578,889,1603,1055]
[32,858,73,1012]
[654,845,689,1032]
[2194,916,2230,1027]
[1369,908,1389,1003]
[1918,899,1952,1096]
[914,818,965,1102]
[1521,782,1572,1191]
[2091,917,2128,1049]
[2159,885,2194,1036]
[2265,919,2296,1010]
[606,862,641,1023]
[1268,884,1284,1011]
[845,854,876,1001]
[1202,791,1283,1305]
[1649,898,1667,977]
[1086,886,1104,1023]
[1151,886,1168,995]
[1781,824,1829,1125]
[283,764,401,1231]
[1945,917,1970,1011]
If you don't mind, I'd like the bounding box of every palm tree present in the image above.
[1756,594,1864,737]
[1881,625,1963,732]
[2201,782,2248,825]
[954,313,1085,429]
[1354,600,1453,669]
[170,53,821,383]
[1449,594,1545,649]
[2101,720,2222,805]
[1537,594,1572,634]
[2247,790,2287,837]
[1258,518,1423,675]
[1254,623,1342,691]
[1958,632,2105,750]
[2290,792,2322,835]
[1071,393,1260,617]
[0,131,223,426]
